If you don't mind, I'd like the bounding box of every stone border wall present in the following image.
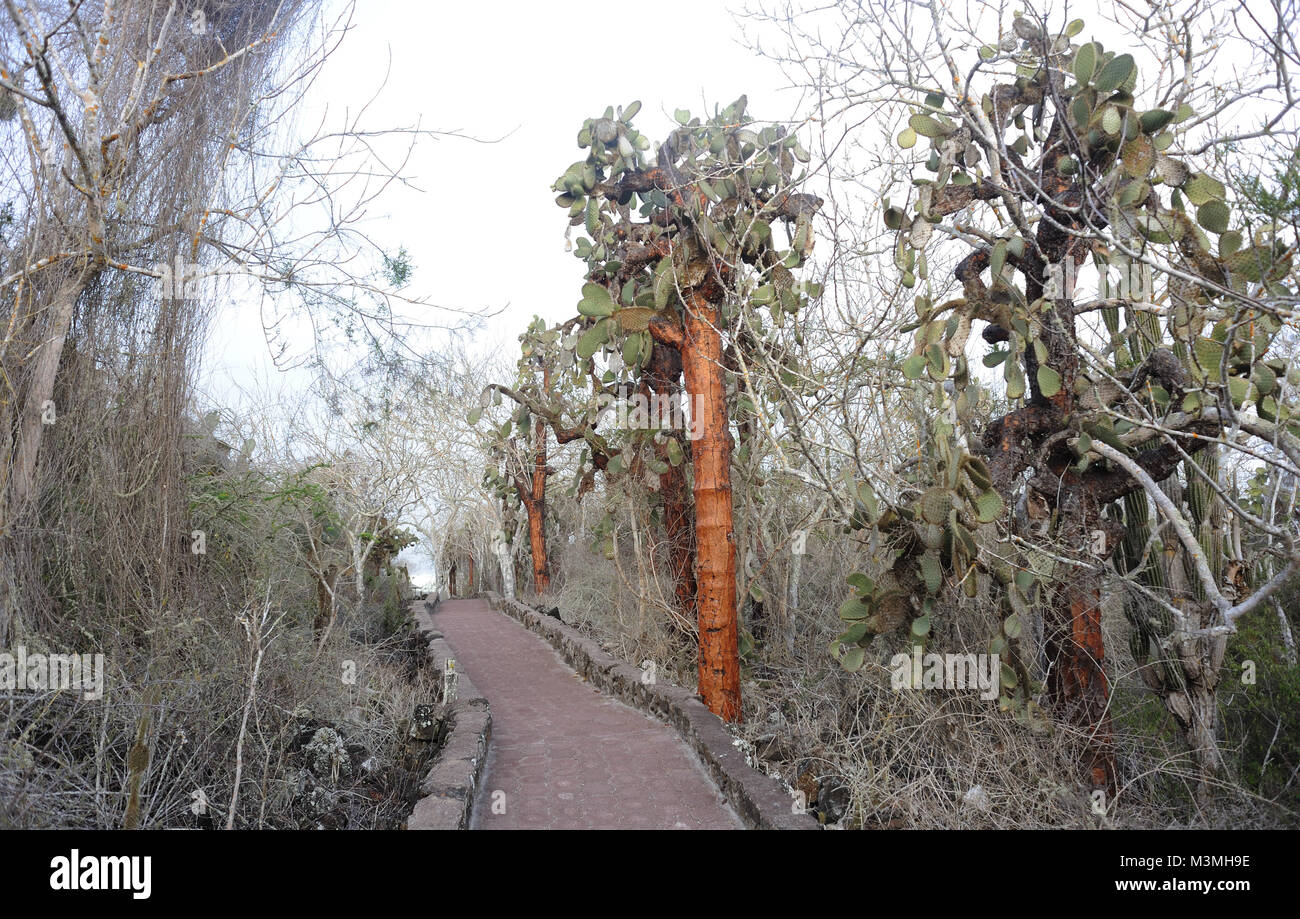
[484,592,817,830]
[405,599,491,830]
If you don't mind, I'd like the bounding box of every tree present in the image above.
[785,5,1300,793]
[0,0,470,643]
[480,325,558,596]
[524,97,824,721]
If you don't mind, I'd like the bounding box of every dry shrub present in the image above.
[543,491,1295,827]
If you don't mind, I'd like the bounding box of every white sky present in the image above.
[195,0,807,589]
[200,0,802,407]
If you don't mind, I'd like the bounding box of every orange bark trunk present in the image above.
[681,288,741,722]
[527,415,551,594]
[1047,573,1117,793]
[646,343,696,621]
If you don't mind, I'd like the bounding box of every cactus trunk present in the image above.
[681,287,742,723]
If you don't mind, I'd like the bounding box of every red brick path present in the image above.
[434,599,742,829]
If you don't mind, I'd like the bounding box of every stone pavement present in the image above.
[434,598,742,829]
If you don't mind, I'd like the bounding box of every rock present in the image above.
[304,727,351,783]
[408,704,440,741]
[291,768,339,826]
[345,743,371,775]
[818,778,851,824]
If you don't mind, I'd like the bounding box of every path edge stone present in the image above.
[483,592,818,830]
[405,598,491,830]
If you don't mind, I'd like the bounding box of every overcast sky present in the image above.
[195,0,812,588]
[200,0,804,407]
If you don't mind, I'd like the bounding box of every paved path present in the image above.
[434,599,741,829]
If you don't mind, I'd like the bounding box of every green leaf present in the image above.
[846,572,876,596]
[926,343,947,380]
[1254,364,1277,396]
[909,113,946,138]
[1197,200,1230,234]
[622,333,643,367]
[1005,358,1026,400]
[1094,53,1134,94]
[839,597,871,621]
[674,108,690,125]
[841,646,866,672]
[652,258,675,310]
[578,282,616,317]
[911,616,931,637]
[1101,106,1121,136]
[991,239,1008,278]
[897,126,917,149]
[919,552,942,594]
[976,489,1005,523]
[1003,614,1023,639]
[576,320,609,360]
[838,622,870,645]
[1139,109,1175,133]
[1228,375,1253,408]
[1037,365,1062,397]
[919,487,951,525]
[467,407,482,425]
[1072,43,1097,84]
[1065,18,1085,37]
[902,354,926,380]
[1072,95,1092,129]
[1184,172,1226,205]
[856,482,880,521]
[1219,230,1243,258]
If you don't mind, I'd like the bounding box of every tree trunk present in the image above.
[353,541,370,612]
[1163,652,1225,804]
[467,555,476,595]
[785,549,802,655]
[8,271,94,520]
[680,288,741,723]
[1046,571,1117,794]
[314,564,338,633]
[1272,597,1298,666]
[646,342,696,623]
[448,562,457,598]
[494,533,515,599]
[527,416,551,594]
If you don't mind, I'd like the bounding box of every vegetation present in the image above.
[2,0,1297,830]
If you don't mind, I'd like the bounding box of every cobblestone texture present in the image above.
[434,599,742,830]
